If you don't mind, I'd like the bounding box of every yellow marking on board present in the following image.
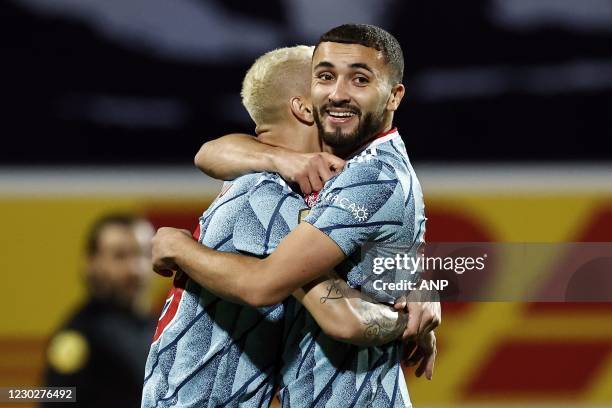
[585,351,612,403]
[47,330,89,374]
[408,302,522,404]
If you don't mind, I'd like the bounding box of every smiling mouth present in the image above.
[326,109,359,123]
[328,111,356,118]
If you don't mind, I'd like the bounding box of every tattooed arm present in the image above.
[293,273,408,347]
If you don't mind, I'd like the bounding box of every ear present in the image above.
[290,96,314,125]
[386,83,405,112]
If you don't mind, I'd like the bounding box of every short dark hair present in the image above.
[316,24,404,84]
[85,213,144,256]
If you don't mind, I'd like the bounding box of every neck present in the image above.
[257,121,321,153]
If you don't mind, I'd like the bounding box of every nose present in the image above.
[329,78,351,105]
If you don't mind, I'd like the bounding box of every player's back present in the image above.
[142,172,308,408]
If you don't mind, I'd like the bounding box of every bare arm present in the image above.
[194,134,277,181]
[155,228,404,346]
[294,274,407,347]
[152,223,345,307]
[194,133,345,193]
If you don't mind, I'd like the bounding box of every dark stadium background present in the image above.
[3,0,612,164]
[1,1,611,407]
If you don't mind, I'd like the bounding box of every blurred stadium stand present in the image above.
[1,0,611,164]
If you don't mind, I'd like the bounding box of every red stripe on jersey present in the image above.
[152,271,188,343]
[303,191,320,208]
[152,223,200,343]
[376,127,398,139]
[192,224,201,240]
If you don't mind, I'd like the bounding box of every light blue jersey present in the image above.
[142,173,308,408]
[278,129,426,408]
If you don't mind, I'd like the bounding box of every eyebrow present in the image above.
[314,61,334,70]
[313,61,374,75]
[350,63,374,74]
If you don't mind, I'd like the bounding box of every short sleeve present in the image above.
[232,175,309,256]
[303,162,405,256]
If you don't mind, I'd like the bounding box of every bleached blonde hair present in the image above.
[241,45,314,127]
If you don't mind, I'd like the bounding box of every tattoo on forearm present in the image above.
[358,300,407,345]
[316,276,406,345]
[320,279,344,303]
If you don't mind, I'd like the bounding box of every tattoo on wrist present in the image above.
[359,301,407,343]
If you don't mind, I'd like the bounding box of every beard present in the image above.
[313,102,386,151]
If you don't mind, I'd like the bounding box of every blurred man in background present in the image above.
[43,214,156,408]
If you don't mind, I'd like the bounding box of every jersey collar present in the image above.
[347,127,399,158]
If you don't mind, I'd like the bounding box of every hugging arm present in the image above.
[153,228,405,347]
[153,222,347,307]
[194,134,278,181]
[194,133,344,193]
[294,273,407,347]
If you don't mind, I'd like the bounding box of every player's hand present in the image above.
[151,227,192,277]
[271,151,345,194]
[403,330,437,380]
[394,298,441,341]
